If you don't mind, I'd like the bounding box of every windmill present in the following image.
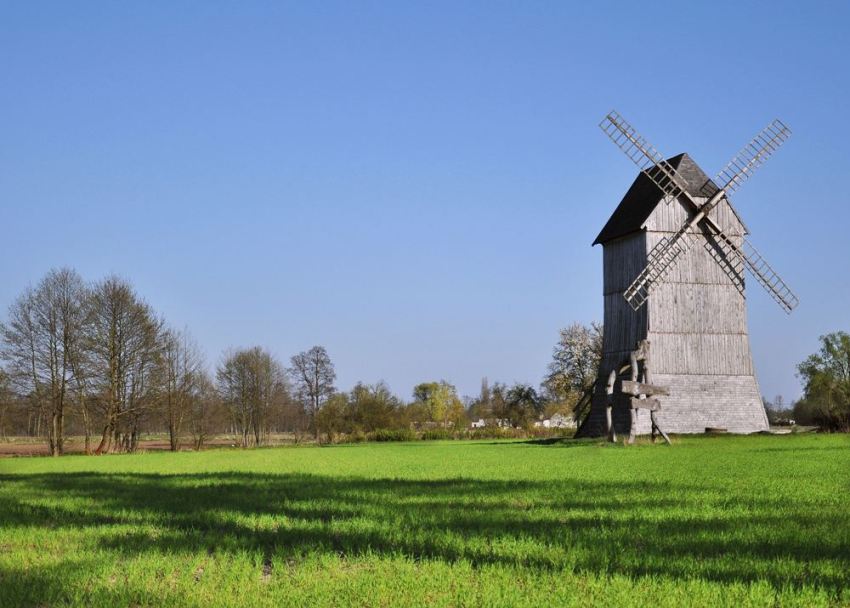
[576,111,798,439]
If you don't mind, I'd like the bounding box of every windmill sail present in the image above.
[740,238,799,313]
[715,120,791,193]
[599,111,688,203]
[626,217,797,313]
[623,225,694,310]
[599,111,731,309]
[601,110,798,314]
[702,232,746,296]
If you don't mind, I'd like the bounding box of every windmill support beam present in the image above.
[603,341,671,445]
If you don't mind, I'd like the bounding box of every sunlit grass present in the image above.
[1,434,848,607]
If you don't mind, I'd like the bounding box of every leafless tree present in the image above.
[87,276,163,454]
[0,268,90,455]
[187,371,222,450]
[66,291,98,453]
[289,346,336,440]
[279,397,309,443]
[217,347,287,447]
[160,327,204,451]
[0,367,12,441]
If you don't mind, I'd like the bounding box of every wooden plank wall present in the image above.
[644,197,745,236]
[641,373,767,434]
[582,232,648,436]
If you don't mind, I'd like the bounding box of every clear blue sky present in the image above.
[2,2,848,402]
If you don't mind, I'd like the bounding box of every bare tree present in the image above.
[0,367,12,441]
[67,290,97,453]
[280,396,309,443]
[160,327,204,451]
[188,371,222,450]
[217,347,287,447]
[87,276,163,454]
[0,268,90,455]
[289,346,336,440]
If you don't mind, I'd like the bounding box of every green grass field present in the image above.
[1,435,848,607]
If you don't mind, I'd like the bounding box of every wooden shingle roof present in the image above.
[593,153,742,246]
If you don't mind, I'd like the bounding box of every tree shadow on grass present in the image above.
[0,471,847,598]
[0,557,194,608]
[516,437,592,447]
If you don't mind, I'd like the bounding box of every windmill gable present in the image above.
[643,196,745,236]
[593,153,747,245]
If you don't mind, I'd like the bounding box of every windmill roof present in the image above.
[593,153,741,245]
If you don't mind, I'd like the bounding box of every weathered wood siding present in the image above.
[581,194,769,437]
[643,197,745,236]
[647,373,766,434]
[582,232,648,436]
[602,233,647,357]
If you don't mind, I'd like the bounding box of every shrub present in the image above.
[348,430,367,443]
[369,428,416,442]
[421,428,454,441]
[468,427,516,440]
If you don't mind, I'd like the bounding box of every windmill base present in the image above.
[578,373,768,437]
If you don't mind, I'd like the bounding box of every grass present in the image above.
[0,434,848,607]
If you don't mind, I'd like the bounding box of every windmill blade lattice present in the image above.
[599,111,688,203]
[740,238,799,313]
[715,120,791,193]
[600,110,798,314]
[626,217,798,313]
[600,110,719,309]
[623,225,695,310]
[701,232,746,296]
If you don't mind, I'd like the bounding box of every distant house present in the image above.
[534,413,577,429]
[469,418,513,429]
[550,413,577,429]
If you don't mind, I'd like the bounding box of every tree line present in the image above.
[9,268,841,454]
[765,331,850,432]
[0,268,604,454]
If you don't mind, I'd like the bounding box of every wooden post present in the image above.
[605,369,617,443]
[605,343,670,446]
[650,410,671,445]
[643,344,655,443]
[628,347,639,444]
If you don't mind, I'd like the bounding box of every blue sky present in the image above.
[2,2,848,401]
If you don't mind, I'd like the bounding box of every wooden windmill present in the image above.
[577,111,798,440]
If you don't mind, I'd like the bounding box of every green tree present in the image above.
[504,383,542,429]
[412,380,463,427]
[467,377,492,421]
[315,392,349,442]
[349,382,402,432]
[490,382,509,425]
[795,331,850,431]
